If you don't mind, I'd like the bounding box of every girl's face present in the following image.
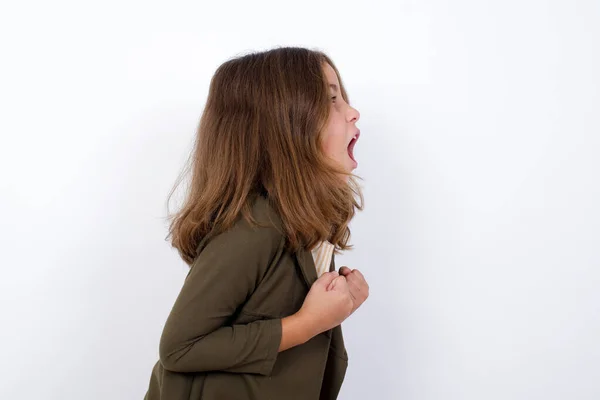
[320,63,361,179]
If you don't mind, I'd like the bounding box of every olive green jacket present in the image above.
[144,195,348,400]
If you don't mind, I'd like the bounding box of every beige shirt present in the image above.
[310,241,335,277]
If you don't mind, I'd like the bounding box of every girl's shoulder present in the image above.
[196,195,285,257]
[249,194,284,232]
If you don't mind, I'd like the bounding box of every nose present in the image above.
[347,106,360,123]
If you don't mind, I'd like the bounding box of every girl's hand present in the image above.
[333,267,369,315]
[297,271,354,335]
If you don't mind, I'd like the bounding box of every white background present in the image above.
[1,1,599,399]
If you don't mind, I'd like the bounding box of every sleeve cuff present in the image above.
[258,318,283,376]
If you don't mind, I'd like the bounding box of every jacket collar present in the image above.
[294,245,336,288]
[295,247,318,288]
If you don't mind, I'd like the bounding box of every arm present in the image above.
[159,218,287,376]
[279,313,318,352]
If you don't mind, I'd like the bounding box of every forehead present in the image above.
[322,63,340,87]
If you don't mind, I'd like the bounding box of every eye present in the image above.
[331,95,337,102]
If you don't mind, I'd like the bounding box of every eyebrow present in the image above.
[329,83,339,92]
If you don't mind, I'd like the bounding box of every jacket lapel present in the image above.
[295,246,338,288]
[295,247,318,288]
[329,251,336,273]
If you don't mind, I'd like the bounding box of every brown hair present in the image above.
[166,46,364,265]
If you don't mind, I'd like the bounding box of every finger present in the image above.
[348,289,357,302]
[346,276,362,294]
[350,269,366,281]
[326,275,339,291]
[347,281,367,305]
[330,275,349,292]
[332,275,346,286]
[339,266,352,276]
[349,269,369,290]
[327,274,349,291]
[345,271,365,289]
[345,274,369,303]
[316,271,338,287]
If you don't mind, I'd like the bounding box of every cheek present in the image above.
[321,135,335,157]
[321,128,346,156]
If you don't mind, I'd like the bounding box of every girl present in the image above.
[144,46,369,400]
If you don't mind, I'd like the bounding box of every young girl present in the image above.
[144,46,369,400]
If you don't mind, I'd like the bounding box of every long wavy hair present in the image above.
[166,46,364,265]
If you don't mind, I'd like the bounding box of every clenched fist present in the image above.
[330,267,369,315]
[297,271,354,335]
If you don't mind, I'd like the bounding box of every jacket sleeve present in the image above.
[158,217,285,376]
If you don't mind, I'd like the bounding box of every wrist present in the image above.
[293,310,322,340]
[279,312,311,352]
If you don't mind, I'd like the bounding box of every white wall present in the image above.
[1,1,599,399]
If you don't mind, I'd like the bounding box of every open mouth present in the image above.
[347,131,360,165]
